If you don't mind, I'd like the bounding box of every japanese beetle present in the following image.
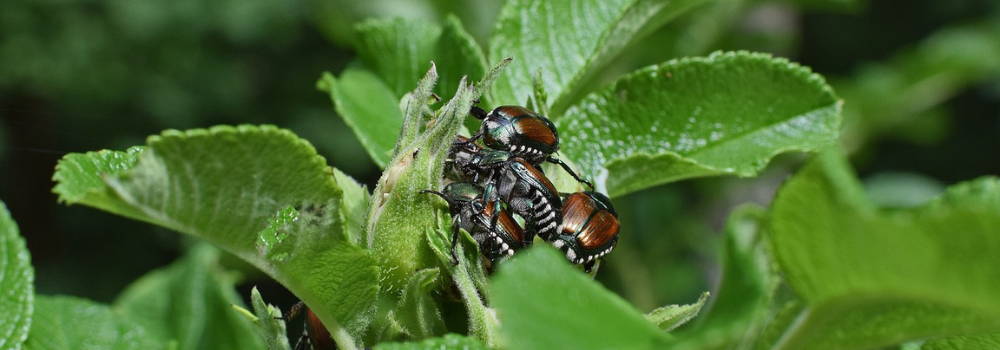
[285,302,333,350]
[551,191,620,272]
[465,105,594,189]
[481,157,563,242]
[421,182,527,263]
[445,135,508,183]
[445,139,563,241]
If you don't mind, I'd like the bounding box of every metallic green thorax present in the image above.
[443,182,483,204]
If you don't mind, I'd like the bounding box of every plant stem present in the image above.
[452,243,501,347]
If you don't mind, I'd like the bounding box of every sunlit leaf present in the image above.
[52,125,379,347]
[489,0,709,115]
[0,201,33,350]
[559,51,841,197]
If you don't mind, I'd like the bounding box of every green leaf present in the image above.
[24,296,163,350]
[333,168,371,245]
[558,51,842,197]
[52,125,379,347]
[393,268,446,339]
[355,18,441,97]
[306,0,440,45]
[491,247,668,350]
[752,298,806,350]
[434,15,488,103]
[374,334,488,350]
[863,172,944,209]
[0,201,33,350]
[328,17,487,168]
[766,150,1000,350]
[354,16,488,102]
[318,69,402,168]
[645,291,709,331]
[247,287,293,350]
[114,244,265,350]
[923,333,1000,350]
[51,146,145,217]
[663,205,779,350]
[489,0,708,114]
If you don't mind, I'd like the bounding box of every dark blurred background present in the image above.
[1,0,998,316]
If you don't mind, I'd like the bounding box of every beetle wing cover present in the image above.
[496,105,535,118]
[516,158,559,195]
[578,210,619,250]
[513,117,558,146]
[306,308,335,350]
[559,193,591,235]
[485,201,525,243]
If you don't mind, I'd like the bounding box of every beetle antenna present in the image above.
[546,156,595,189]
[470,106,488,120]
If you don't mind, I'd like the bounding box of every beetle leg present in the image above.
[523,221,537,245]
[547,156,595,189]
[470,105,488,119]
[489,213,500,234]
[583,260,596,273]
[454,131,482,146]
[292,329,310,350]
[496,171,517,203]
[487,198,501,233]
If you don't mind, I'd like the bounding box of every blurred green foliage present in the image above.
[2,0,1000,348]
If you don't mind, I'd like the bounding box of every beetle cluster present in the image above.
[423,104,621,272]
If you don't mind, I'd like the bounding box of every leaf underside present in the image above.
[645,292,710,331]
